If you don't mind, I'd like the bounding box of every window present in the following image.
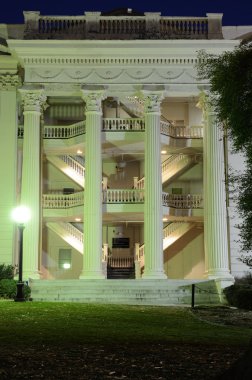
[58,249,72,269]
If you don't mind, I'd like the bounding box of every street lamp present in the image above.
[11,205,31,302]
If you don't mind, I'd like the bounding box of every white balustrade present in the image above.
[19,120,202,139]
[103,118,145,131]
[103,189,144,203]
[43,121,85,139]
[42,192,84,208]
[162,193,203,209]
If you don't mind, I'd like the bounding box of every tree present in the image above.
[197,42,252,264]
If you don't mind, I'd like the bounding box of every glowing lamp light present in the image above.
[63,263,71,269]
[161,150,167,154]
[12,206,31,225]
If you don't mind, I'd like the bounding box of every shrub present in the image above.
[0,279,31,300]
[224,274,252,310]
[0,264,14,280]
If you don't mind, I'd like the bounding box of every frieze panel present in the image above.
[24,66,198,85]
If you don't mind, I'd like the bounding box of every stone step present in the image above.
[29,279,221,305]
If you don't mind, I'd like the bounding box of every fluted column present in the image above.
[142,93,167,279]
[203,99,233,279]
[0,75,20,265]
[19,88,47,279]
[80,90,105,279]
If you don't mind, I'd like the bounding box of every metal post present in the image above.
[191,283,195,309]
[15,224,26,302]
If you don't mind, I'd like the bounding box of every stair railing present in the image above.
[59,155,85,178]
[162,193,203,208]
[108,257,134,268]
[59,222,83,243]
[160,121,203,139]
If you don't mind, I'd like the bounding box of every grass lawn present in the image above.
[0,301,251,347]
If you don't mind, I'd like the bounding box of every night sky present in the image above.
[0,0,251,26]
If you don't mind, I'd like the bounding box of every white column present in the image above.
[203,102,233,280]
[142,93,167,279]
[80,90,105,279]
[19,88,47,279]
[0,75,19,265]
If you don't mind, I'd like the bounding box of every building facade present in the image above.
[0,9,251,302]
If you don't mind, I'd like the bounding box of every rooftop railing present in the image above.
[23,11,223,40]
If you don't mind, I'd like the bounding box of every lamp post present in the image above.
[11,205,31,302]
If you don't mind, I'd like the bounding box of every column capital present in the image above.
[0,75,20,90]
[197,90,217,119]
[19,88,47,113]
[81,88,106,113]
[143,92,164,113]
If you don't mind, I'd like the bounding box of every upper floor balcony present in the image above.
[23,10,223,40]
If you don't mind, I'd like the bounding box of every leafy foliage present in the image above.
[224,273,252,310]
[197,44,252,255]
[0,264,15,280]
[0,263,31,299]
[197,45,252,152]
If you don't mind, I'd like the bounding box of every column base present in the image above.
[206,269,234,281]
[23,271,41,281]
[142,270,167,280]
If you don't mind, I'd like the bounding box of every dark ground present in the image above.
[0,307,251,380]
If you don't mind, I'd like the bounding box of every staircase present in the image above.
[29,278,222,305]
[46,222,83,253]
[46,155,84,188]
[163,222,195,250]
[137,154,200,189]
[107,266,135,279]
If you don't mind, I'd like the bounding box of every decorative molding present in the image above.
[0,75,20,90]
[157,69,185,79]
[125,69,154,80]
[19,89,47,113]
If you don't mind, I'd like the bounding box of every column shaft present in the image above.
[204,108,232,278]
[81,91,104,279]
[0,75,19,265]
[143,94,166,279]
[19,89,46,279]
